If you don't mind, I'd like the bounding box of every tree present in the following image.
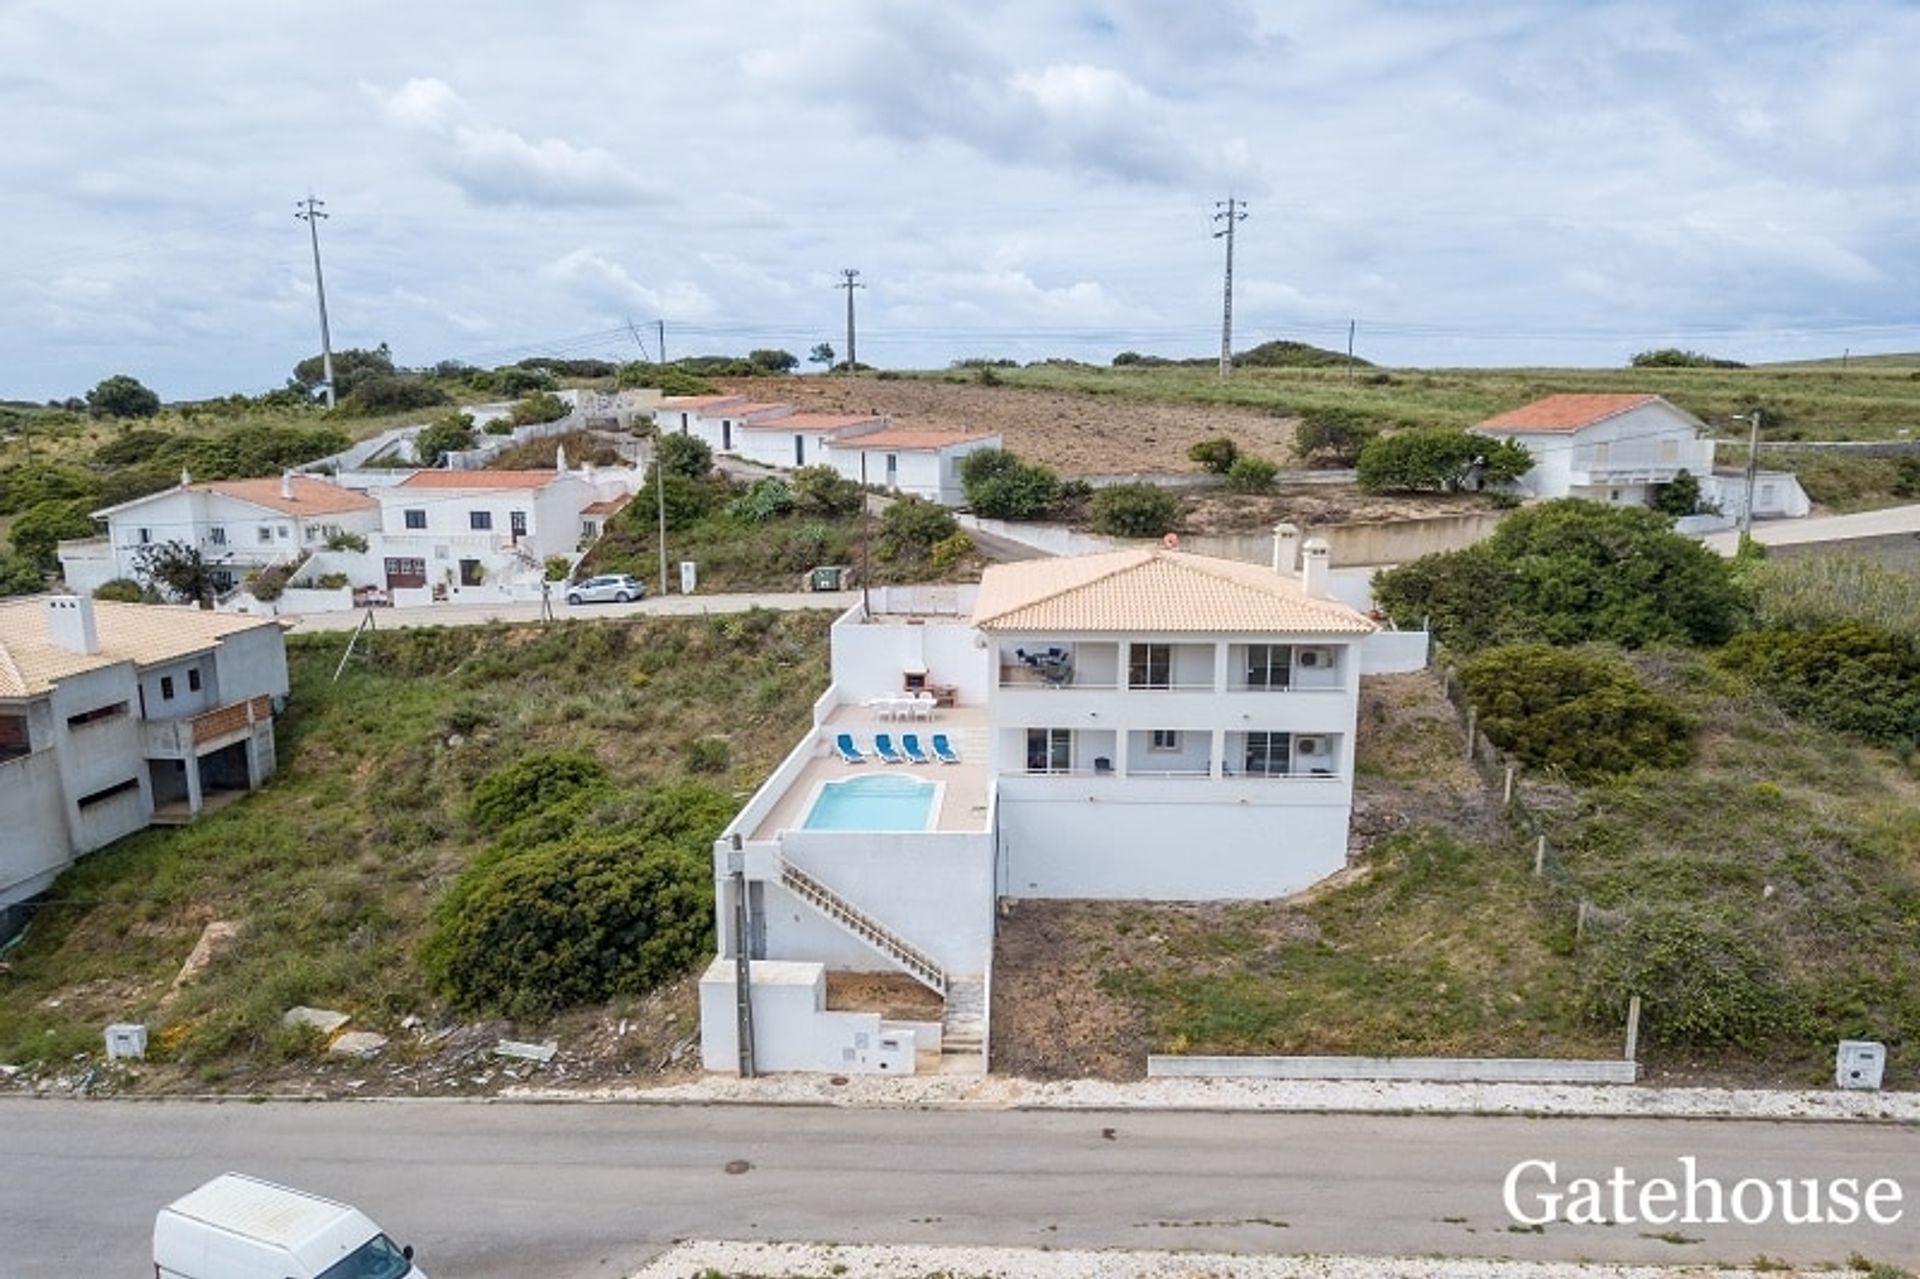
[877,495,960,561]
[1357,430,1532,493]
[617,363,718,396]
[0,550,43,596]
[342,375,451,416]
[1089,483,1178,537]
[1652,469,1705,516]
[1629,348,1746,369]
[1187,437,1239,474]
[291,344,394,399]
[507,391,570,427]
[413,414,476,467]
[655,432,714,481]
[748,348,800,374]
[84,374,161,420]
[959,448,1060,520]
[1294,409,1382,466]
[808,343,835,371]
[133,540,220,608]
[1458,644,1694,779]
[790,464,865,518]
[9,499,95,568]
[1226,455,1279,493]
[1716,621,1920,747]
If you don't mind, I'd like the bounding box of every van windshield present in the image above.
[316,1233,412,1279]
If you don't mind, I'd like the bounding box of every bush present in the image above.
[683,737,731,772]
[91,577,147,603]
[655,432,713,481]
[1088,483,1178,537]
[1294,409,1382,466]
[1,550,45,596]
[725,477,795,523]
[316,572,349,590]
[508,391,571,427]
[1187,437,1239,474]
[422,833,713,1017]
[469,751,610,833]
[1629,348,1747,369]
[246,562,295,603]
[748,348,799,374]
[544,556,571,581]
[1458,644,1694,779]
[791,465,864,518]
[0,462,101,516]
[484,418,514,436]
[325,530,368,553]
[9,499,96,568]
[877,495,959,560]
[959,448,1059,520]
[617,363,717,396]
[1357,429,1532,493]
[929,531,975,574]
[1652,469,1706,516]
[1225,455,1279,493]
[92,427,176,467]
[1716,621,1920,747]
[1580,909,1793,1049]
[85,373,162,419]
[414,414,476,466]
[341,375,451,415]
[492,366,557,397]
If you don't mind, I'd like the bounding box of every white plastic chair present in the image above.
[913,693,935,721]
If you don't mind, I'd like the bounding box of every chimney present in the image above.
[1301,537,1331,599]
[280,470,295,501]
[555,444,569,475]
[1271,522,1300,575]
[179,468,191,488]
[44,595,100,656]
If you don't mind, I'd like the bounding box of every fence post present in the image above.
[1464,707,1477,762]
[1576,899,1588,938]
[1503,763,1515,807]
[1534,835,1546,877]
[1624,994,1642,1062]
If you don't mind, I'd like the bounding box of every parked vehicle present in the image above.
[565,573,647,605]
[155,1173,426,1279]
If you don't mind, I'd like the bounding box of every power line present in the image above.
[1213,196,1248,380]
[293,196,336,410]
[836,269,865,370]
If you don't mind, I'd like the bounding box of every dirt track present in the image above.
[717,376,1298,477]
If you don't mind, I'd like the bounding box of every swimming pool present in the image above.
[803,773,941,831]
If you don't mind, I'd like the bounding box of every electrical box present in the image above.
[1836,1040,1886,1090]
[105,1023,148,1061]
[679,560,698,595]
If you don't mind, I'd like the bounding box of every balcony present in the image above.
[144,696,272,758]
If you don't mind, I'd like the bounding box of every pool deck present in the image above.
[749,704,991,840]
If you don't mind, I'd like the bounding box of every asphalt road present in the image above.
[282,589,860,633]
[1701,501,1920,555]
[3,1101,1914,1276]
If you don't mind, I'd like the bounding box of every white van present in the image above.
[154,1173,427,1279]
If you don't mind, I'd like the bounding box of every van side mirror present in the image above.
[403,1244,414,1261]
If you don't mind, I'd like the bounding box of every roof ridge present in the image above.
[972,549,1152,626]
[1163,551,1365,621]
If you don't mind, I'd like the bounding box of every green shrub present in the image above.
[1741,550,1920,641]
[1458,644,1694,779]
[414,413,475,466]
[877,495,959,560]
[1187,437,1239,474]
[1294,409,1382,466]
[1652,469,1706,516]
[544,556,571,581]
[325,530,368,553]
[10,498,97,568]
[1356,429,1531,492]
[422,833,713,1017]
[929,531,975,574]
[1716,621,1920,747]
[469,751,610,833]
[91,577,147,603]
[617,363,717,396]
[725,477,795,523]
[654,433,713,481]
[683,737,731,773]
[1629,348,1746,369]
[0,462,102,516]
[1088,482,1178,537]
[507,391,571,427]
[316,572,350,590]
[484,419,514,436]
[791,465,864,518]
[960,448,1059,520]
[1225,455,1279,493]
[1580,909,1794,1049]
[342,375,451,416]
[246,563,295,602]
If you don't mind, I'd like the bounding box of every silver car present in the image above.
[566,573,647,605]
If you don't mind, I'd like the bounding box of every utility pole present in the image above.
[655,441,669,597]
[836,269,864,371]
[624,316,653,363]
[1346,319,1356,382]
[1732,410,1764,541]
[294,196,336,408]
[657,318,666,365]
[1213,196,1247,380]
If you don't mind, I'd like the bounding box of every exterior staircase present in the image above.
[940,975,987,1071]
[776,857,947,997]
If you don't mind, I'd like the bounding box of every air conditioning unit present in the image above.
[1297,647,1332,668]
[1294,736,1325,756]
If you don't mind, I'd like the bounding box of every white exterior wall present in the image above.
[1488,404,1717,503]
[0,747,72,907]
[698,960,914,1075]
[827,608,993,706]
[824,437,1001,505]
[96,489,380,589]
[773,830,994,974]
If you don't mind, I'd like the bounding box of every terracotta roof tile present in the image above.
[737,413,883,432]
[1476,393,1664,433]
[656,395,749,410]
[827,430,994,451]
[397,470,562,490]
[0,598,282,699]
[972,549,1374,635]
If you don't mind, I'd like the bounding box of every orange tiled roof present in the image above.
[737,413,882,432]
[656,394,748,410]
[0,599,281,698]
[972,549,1375,635]
[153,476,377,517]
[397,470,561,490]
[827,430,992,451]
[1476,393,1663,434]
[581,495,631,516]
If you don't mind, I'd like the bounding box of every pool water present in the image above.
[804,773,938,831]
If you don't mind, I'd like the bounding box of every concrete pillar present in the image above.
[185,756,204,815]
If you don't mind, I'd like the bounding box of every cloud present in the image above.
[366,77,660,209]
[545,249,717,321]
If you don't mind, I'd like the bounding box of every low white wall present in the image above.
[956,515,1120,558]
[828,613,991,707]
[1148,1055,1638,1084]
[779,830,995,974]
[996,788,1350,899]
[1358,629,1429,674]
[0,751,71,906]
[698,959,915,1075]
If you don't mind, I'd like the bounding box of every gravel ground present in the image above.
[511,1072,1920,1123]
[629,1240,1796,1278]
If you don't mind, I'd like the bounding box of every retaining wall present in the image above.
[1148,1054,1638,1084]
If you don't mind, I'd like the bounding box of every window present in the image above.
[404,508,427,530]
[1245,644,1291,689]
[1591,441,1612,465]
[209,526,227,546]
[1128,643,1171,690]
[794,435,806,465]
[1659,438,1680,463]
[160,676,175,701]
[187,669,202,693]
[509,510,528,540]
[66,702,129,729]
[1149,730,1180,752]
[1025,728,1072,774]
[276,525,289,539]
[138,527,152,544]
[459,559,484,586]
[1243,731,1290,778]
[885,453,898,487]
[469,510,493,531]
[258,526,274,544]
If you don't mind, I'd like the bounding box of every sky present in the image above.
[2,0,1917,401]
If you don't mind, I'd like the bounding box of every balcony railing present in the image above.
[145,696,273,757]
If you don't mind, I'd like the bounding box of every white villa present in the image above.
[652,395,1000,506]
[698,532,1430,1077]
[1473,393,1810,527]
[59,474,382,598]
[0,596,289,940]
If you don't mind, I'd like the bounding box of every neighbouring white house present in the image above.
[733,412,887,470]
[698,532,1431,1077]
[822,430,1003,505]
[657,395,795,455]
[1472,393,1811,528]
[58,474,382,598]
[363,463,639,605]
[0,595,289,941]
